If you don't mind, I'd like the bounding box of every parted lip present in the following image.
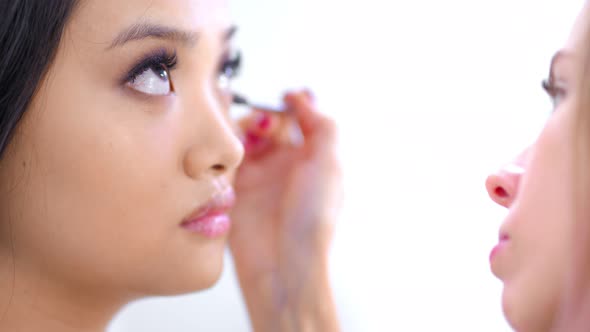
[499,232,510,242]
[181,188,236,225]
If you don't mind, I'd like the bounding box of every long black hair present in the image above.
[0,0,78,159]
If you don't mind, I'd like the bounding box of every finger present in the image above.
[238,110,281,138]
[284,90,338,151]
[239,110,297,159]
[283,91,318,138]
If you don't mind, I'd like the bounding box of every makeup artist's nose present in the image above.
[183,107,244,180]
[485,149,529,208]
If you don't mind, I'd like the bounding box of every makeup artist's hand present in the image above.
[229,90,341,332]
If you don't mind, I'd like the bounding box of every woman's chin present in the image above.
[501,282,555,332]
[168,253,226,295]
[127,240,228,297]
[502,288,523,332]
[143,265,224,297]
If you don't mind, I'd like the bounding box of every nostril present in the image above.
[211,164,226,172]
[494,186,508,198]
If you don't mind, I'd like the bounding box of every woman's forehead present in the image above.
[68,0,231,44]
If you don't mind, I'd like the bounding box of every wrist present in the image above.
[237,259,339,332]
[283,267,339,332]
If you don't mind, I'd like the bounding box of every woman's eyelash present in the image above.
[220,50,242,79]
[122,48,240,90]
[124,49,178,84]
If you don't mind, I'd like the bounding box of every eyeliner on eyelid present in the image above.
[122,48,177,84]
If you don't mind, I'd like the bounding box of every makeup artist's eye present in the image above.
[542,78,567,110]
[125,50,177,96]
[217,49,242,91]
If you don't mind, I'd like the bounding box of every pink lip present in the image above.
[180,189,236,238]
[489,233,510,263]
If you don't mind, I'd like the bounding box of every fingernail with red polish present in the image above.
[243,130,261,151]
[257,113,272,130]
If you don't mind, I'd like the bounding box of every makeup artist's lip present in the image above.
[490,231,511,265]
[180,189,236,238]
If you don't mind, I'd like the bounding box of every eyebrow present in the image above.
[108,23,237,50]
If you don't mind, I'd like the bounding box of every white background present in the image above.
[108,0,585,331]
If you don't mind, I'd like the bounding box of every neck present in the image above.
[0,252,128,332]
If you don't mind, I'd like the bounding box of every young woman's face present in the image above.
[486,3,590,331]
[0,0,244,299]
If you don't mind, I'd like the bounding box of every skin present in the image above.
[0,0,340,331]
[485,2,590,331]
[231,95,341,332]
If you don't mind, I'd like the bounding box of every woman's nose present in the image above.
[485,150,529,208]
[182,98,245,180]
